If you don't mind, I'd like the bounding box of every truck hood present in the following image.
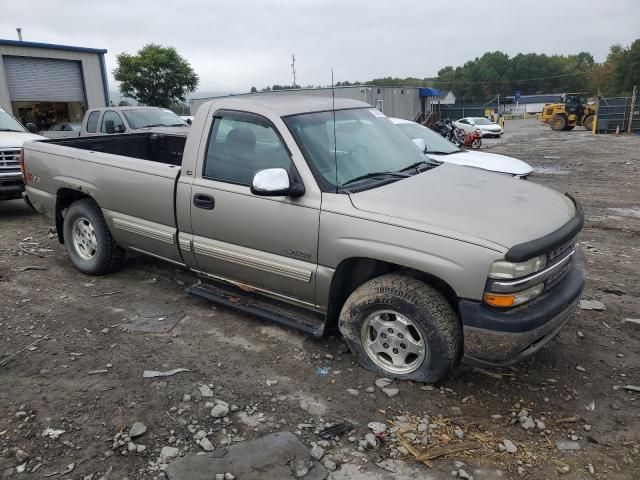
[428,150,533,176]
[349,163,576,249]
[0,132,46,148]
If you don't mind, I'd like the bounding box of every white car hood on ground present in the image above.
[428,150,533,176]
[0,132,46,149]
[349,163,574,248]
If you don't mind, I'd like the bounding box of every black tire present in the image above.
[471,138,482,149]
[564,125,575,131]
[550,115,567,131]
[62,198,125,275]
[338,274,461,382]
[583,114,594,131]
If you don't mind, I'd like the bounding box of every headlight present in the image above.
[488,255,546,280]
[484,283,544,308]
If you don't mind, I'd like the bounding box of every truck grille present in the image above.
[544,237,577,290]
[0,149,21,176]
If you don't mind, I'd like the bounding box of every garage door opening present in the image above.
[3,55,87,130]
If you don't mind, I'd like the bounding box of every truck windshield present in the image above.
[284,108,431,190]
[395,122,460,154]
[0,109,27,133]
[122,109,189,129]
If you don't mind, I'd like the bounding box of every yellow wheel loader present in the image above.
[540,94,596,131]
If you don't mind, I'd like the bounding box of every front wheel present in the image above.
[471,138,482,149]
[338,274,461,382]
[62,199,125,275]
[583,114,594,131]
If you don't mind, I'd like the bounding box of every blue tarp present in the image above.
[419,87,442,98]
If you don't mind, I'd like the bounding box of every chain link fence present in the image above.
[595,89,639,134]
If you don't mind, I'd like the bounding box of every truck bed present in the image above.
[44,132,187,166]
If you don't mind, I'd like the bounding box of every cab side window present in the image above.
[203,115,292,185]
[101,111,125,133]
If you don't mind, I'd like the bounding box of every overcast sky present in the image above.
[1,0,639,97]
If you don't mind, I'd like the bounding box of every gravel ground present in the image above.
[1,119,639,479]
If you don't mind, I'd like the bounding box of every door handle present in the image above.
[193,194,215,210]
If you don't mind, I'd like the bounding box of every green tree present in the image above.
[118,100,131,106]
[250,86,258,93]
[113,44,199,108]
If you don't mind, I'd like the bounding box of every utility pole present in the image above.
[16,28,22,41]
[628,85,637,134]
[291,54,297,88]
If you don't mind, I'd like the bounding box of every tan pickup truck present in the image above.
[21,95,585,381]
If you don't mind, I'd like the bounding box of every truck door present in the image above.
[187,110,320,306]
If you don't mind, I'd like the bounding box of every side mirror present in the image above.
[105,119,115,134]
[26,123,38,134]
[412,138,427,153]
[250,168,304,197]
[186,118,192,125]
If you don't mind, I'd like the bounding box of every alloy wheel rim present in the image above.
[361,309,427,374]
[72,217,98,261]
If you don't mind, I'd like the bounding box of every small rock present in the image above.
[570,434,579,441]
[292,459,312,478]
[584,424,592,432]
[182,394,192,402]
[375,378,392,389]
[382,387,399,398]
[200,437,214,452]
[215,475,224,480]
[346,388,359,396]
[159,446,179,462]
[129,422,147,438]
[576,330,584,338]
[15,449,29,463]
[458,469,472,480]
[15,411,28,419]
[136,444,146,453]
[322,458,337,471]
[211,404,230,418]
[502,439,517,453]
[364,387,375,393]
[224,474,235,480]
[367,422,387,434]
[587,464,595,474]
[556,441,581,451]
[454,427,465,439]
[575,366,586,372]
[310,444,325,460]
[520,418,536,430]
[364,433,377,449]
[127,442,137,452]
[579,300,606,311]
[198,384,214,397]
[535,420,546,430]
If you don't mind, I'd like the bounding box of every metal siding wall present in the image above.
[0,45,106,113]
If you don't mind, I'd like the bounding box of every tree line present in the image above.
[261,39,639,102]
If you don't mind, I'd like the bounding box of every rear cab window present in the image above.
[86,111,100,133]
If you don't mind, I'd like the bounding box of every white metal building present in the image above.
[0,39,109,130]
[190,86,453,122]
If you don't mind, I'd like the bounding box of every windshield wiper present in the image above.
[341,171,409,187]
[426,150,461,155]
[400,159,440,173]
[0,128,24,132]
[167,123,188,127]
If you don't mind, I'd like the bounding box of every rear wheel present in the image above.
[583,114,594,131]
[550,115,567,131]
[471,138,482,149]
[62,199,124,275]
[564,125,575,131]
[338,274,461,382]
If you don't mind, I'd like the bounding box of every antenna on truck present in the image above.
[332,69,338,193]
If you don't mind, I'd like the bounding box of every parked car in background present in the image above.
[455,117,503,137]
[40,122,81,139]
[79,106,190,136]
[390,118,532,178]
[22,95,585,382]
[0,107,45,201]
